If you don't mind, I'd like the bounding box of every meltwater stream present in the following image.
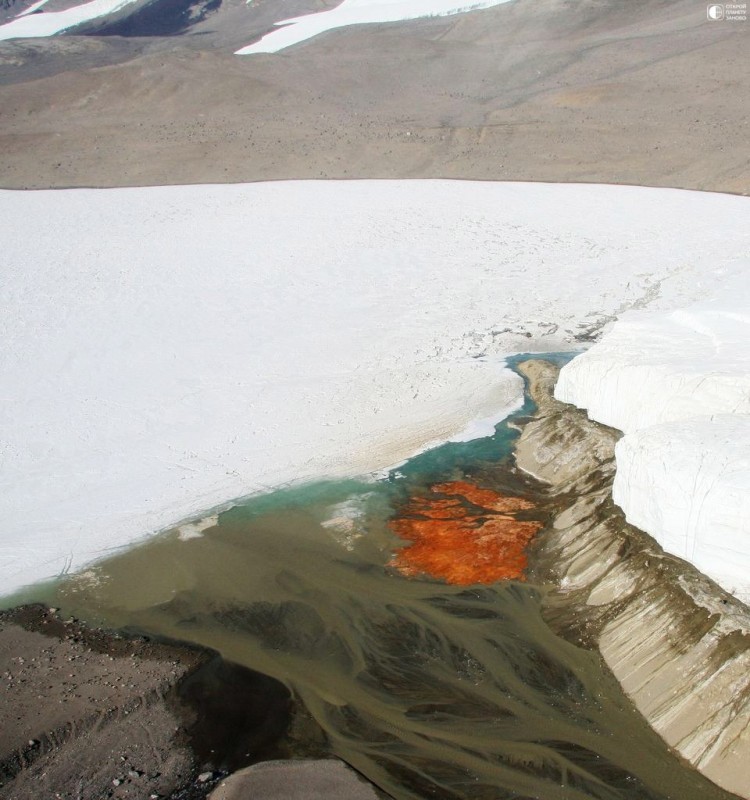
[32,355,738,800]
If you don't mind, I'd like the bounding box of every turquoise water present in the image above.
[30,352,738,800]
[390,351,578,482]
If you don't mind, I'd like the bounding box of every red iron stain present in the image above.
[388,481,542,585]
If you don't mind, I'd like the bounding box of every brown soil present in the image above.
[0,605,297,800]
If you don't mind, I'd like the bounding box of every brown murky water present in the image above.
[33,476,738,800]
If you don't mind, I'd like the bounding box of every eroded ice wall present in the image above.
[556,271,750,601]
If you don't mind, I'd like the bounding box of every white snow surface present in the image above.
[15,0,53,18]
[0,0,137,40]
[1,180,749,597]
[557,272,750,601]
[235,0,513,55]
[555,297,750,433]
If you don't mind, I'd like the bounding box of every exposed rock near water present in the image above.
[517,360,750,800]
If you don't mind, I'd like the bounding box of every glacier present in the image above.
[557,274,750,601]
[0,0,140,40]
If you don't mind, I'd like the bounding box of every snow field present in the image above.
[0,0,511,49]
[0,0,138,40]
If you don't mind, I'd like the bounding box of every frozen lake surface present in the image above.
[1,179,748,596]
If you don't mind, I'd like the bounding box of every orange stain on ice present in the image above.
[388,481,542,585]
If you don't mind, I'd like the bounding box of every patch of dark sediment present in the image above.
[0,604,316,800]
[515,359,750,800]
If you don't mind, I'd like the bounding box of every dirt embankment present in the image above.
[516,360,750,800]
[0,605,300,800]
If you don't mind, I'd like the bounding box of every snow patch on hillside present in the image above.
[15,0,52,18]
[1,180,748,597]
[235,0,514,55]
[0,0,137,40]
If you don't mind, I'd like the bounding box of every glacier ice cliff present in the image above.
[555,272,750,601]
[613,416,750,600]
